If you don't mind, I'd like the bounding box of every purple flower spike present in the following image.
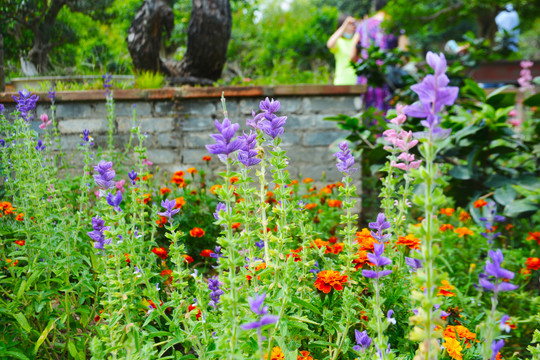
[128,170,137,185]
[404,52,458,136]
[478,249,518,292]
[208,275,224,307]
[241,292,279,331]
[491,339,505,360]
[94,161,116,190]
[255,240,265,250]
[363,243,393,279]
[87,216,111,250]
[0,104,4,113]
[238,130,261,167]
[353,329,371,351]
[499,315,511,333]
[106,191,123,212]
[387,309,396,325]
[158,198,180,222]
[259,115,287,139]
[260,97,281,115]
[206,118,243,157]
[405,256,423,270]
[13,89,39,122]
[369,213,390,232]
[35,139,46,151]
[334,141,358,175]
[213,202,227,220]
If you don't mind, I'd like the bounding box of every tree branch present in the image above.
[419,1,464,22]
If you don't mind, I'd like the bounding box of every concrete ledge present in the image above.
[0,85,367,103]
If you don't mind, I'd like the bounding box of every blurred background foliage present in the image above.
[1,0,539,84]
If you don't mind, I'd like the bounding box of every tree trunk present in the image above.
[476,7,499,43]
[126,0,174,75]
[0,34,4,92]
[167,0,232,82]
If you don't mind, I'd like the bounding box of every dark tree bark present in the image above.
[127,0,232,85]
[126,0,174,75]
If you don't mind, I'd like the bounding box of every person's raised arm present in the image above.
[327,16,355,49]
[350,32,360,62]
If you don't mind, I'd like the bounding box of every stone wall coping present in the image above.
[0,84,367,103]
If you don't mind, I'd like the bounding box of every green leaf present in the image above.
[504,200,540,218]
[34,319,56,354]
[523,93,540,107]
[494,186,517,205]
[3,350,30,360]
[13,313,31,333]
[291,297,321,315]
[449,166,471,180]
[486,91,516,109]
[311,340,338,348]
[16,280,27,300]
[68,341,81,360]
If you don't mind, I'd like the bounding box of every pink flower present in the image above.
[142,159,153,166]
[115,179,126,194]
[39,113,52,129]
[520,60,533,69]
[508,109,517,117]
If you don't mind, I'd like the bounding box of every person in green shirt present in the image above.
[327,15,357,85]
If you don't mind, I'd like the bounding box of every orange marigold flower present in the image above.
[160,269,172,277]
[305,203,317,210]
[190,227,205,238]
[454,227,473,238]
[142,174,153,181]
[308,186,317,192]
[459,211,471,222]
[438,280,456,297]
[319,187,332,195]
[124,253,131,265]
[311,238,329,249]
[526,257,540,271]
[175,197,186,209]
[440,224,455,232]
[152,247,168,260]
[202,156,212,162]
[297,351,314,360]
[161,187,172,195]
[314,270,347,293]
[326,242,344,255]
[183,255,194,264]
[187,167,197,174]
[14,240,25,246]
[229,176,239,184]
[396,234,421,250]
[526,231,540,245]
[443,336,463,360]
[156,216,167,227]
[142,193,152,204]
[302,178,313,184]
[327,199,342,208]
[15,213,24,221]
[473,199,488,208]
[289,180,298,186]
[443,325,477,347]
[200,249,214,257]
[355,228,376,252]
[232,222,241,230]
[265,346,285,360]
[328,236,337,244]
[440,208,455,216]
[506,223,514,231]
[210,184,222,194]
[353,250,370,269]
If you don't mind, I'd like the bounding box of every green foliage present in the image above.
[135,71,165,89]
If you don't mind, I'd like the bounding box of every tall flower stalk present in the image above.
[405,52,458,359]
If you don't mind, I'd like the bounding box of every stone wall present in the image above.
[1,85,366,182]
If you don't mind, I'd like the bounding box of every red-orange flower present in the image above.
[156,216,167,227]
[124,253,131,265]
[142,193,152,204]
[302,178,313,184]
[525,257,540,271]
[183,255,194,264]
[355,228,376,252]
[200,249,214,257]
[187,167,197,174]
[473,199,488,208]
[190,227,205,238]
[305,203,317,210]
[297,351,314,360]
[440,224,455,232]
[526,231,540,245]
[232,222,241,230]
[188,304,202,320]
[396,234,421,250]
[202,156,212,162]
[314,270,347,293]
[327,199,342,208]
[229,176,239,184]
[265,347,285,360]
[160,187,171,195]
[438,280,456,297]
[14,240,25,246]
[15,213,24,221]
[160,269,172,278]
[459,211,471,222]
[353,250,369,269]
[454,227,473,238]
[210,184,222,194]
[440,208,455,216]
[174,197,186,209]
[152,247,168,260]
